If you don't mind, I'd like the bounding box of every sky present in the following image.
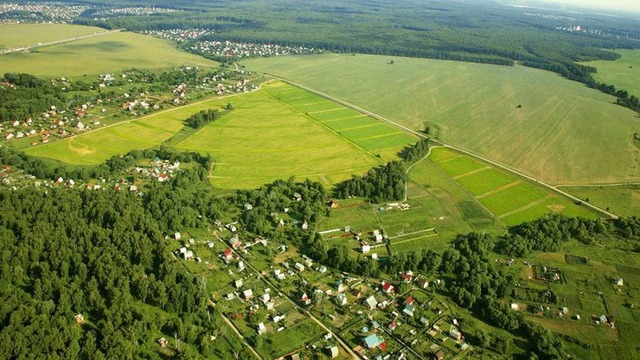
[533,0,640,13]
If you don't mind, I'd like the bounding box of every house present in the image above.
[449,328,462,341]
[304,258,313,268]
[382,281,395,294]
[76,122,85,130]
[336,293,348,306]
[257,322,266,335]
[183,250,194,261]
[420,317,430,326]
[326,345,339,358]
[613,277,624,286]
[157,337,168,348]
[224,248,233,260]
[243,289,253,300]
[301,221,309,230]
[293,192,302,201]
[363,333,384,349]
[235,279,243,289]
[404,296,414,306]
[238,261,245,271]
[319,265,327,273]
[417,278,429,289]
[434,350,445,360]
[388,321,397,331]
[174,232,181,240]
[335,280,348,293]
[511,303,519,311]
[361,244,371,253]
[229,236,242,249]
[301,293,311,306]
[261,293,271,304]
[294,262,305,272]
[365,296,378,310]
[375,234,384,243]
[352,290,362,299]
[74,314,85,324]
[402,272,413,283]
[403,303,415,317]
[328,200,339,208]
[289,354,300,360]
[244,203,253,211]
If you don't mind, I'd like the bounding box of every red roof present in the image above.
[224,249,232,257]
[382,282,395,292]
[405,296,414,305]
[379,342,387,351]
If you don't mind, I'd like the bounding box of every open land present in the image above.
[559,185,640,218]
[0,29,216,77]
[242,54,640,185]
[429,147,598,226]
[583,49,640,98]
[0,23,108,49]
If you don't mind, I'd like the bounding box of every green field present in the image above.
[243,54,640,185]
[0,23,108,49]
[583,50,640,98]
[429,147,598,226]
[560,185,640,217]
[0,30,216,77]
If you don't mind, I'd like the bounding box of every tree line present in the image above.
[334,161,406,202]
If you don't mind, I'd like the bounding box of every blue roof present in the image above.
[363,334,381,348]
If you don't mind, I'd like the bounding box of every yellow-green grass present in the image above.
[0,31,216,77]
[174,81,386,189]
[429,147,598,226]
[559,185,640,217]
[24,98,226,164]
[261,82,416,159]
[0,23,108,49]
[243,54,640,185]
[582,50,640,97]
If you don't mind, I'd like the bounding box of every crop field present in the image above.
[0,30,216,77]
[429,147,598,226]
[261,82,417,160]
[559,185,640,217]
[0,23,108,49]
[24,98,221,165]
[243,54,640,185]
[583,49,640,98]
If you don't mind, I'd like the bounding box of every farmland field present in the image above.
[582,49,640,98]
[429,147,598,226]
[0,30,216,77]
[0,23,108,49]
[243,54,640,185]
[560,185,640,217]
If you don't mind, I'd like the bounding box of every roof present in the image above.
[382,282,394,292]
[365,296,378,308]
[405,296,414,305]
[363,334,382,348]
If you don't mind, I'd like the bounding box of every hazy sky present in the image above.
[534,0,640,13]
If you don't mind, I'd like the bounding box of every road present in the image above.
[0,29,123,55]
[265,74,618,220]
[221,313,264,360]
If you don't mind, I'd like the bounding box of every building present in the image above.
[365,296,378,310]
[361,244,371,253]
[336,293,348,306]
[326,345,339,358]
[450,328,462,341]
[363,333,383,349]
[382,281,395,294]
[235,279,243,288]
[294,262,305,272]
[613,277,624,286]
[257,322,266,335]
[243,289,253,300]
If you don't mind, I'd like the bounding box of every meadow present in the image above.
[429,147,598,226]
[243,54,640,185]
[0,30,216,77]
[583,49,640,97]
[560,185,640,217]
[0,23,108,49]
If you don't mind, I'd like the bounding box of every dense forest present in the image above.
[334,161,406,202]
[0,73,66,122]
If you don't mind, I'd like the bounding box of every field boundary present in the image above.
[267,74,618,219]
[0,29,123,55]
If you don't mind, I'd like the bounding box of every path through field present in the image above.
[0,29,122,55]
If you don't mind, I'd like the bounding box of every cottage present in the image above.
[449,328,462,341]
[273,314,285,323]
[420,317,430,326]
[417,278,429,289]
[336,293,348,306]
[365,296,378,310]
[261,293,271,304]
[257,322,266,335]
[74,314,85,324]
[157,337,168,348]
[301,293,311,305]
[294,262,305,272]
[293,192,302,201]
[613,277,624,286]
[403,304,415,317]
[238,261,245,271]
[304,258,313,268]
[381,281,395,294]
[402,272,413,283]
[183,251,194,261]
[363,333,384,349]
[76,122,85,130]
[361,244,371,253]
[388,321,397,331]
[235,279,243,289]
[244,203,253,211]
[224,248,233,260]
[243,289,253,300]
[328,200,339,208]
[319,265,327,273]
[229,236,242,249]
[434,350,445,360]
[375,234,384,243]
[335,280,348,293]
[326,345,339,358]
[404,296,414,306]
[174,232,182,240]
[301,221,309,230]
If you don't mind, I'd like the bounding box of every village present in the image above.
[0,2,90,23]
[165,215,473,360]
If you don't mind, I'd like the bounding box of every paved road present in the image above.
[265,74,618,220]
[0,29,123,55]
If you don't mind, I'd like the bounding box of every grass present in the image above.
[243,54,640,185]
[0,30,216,77]
[582,50,640,98]
[428,147,599,226]
[559,185,640,217]
[0,23,108,49]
